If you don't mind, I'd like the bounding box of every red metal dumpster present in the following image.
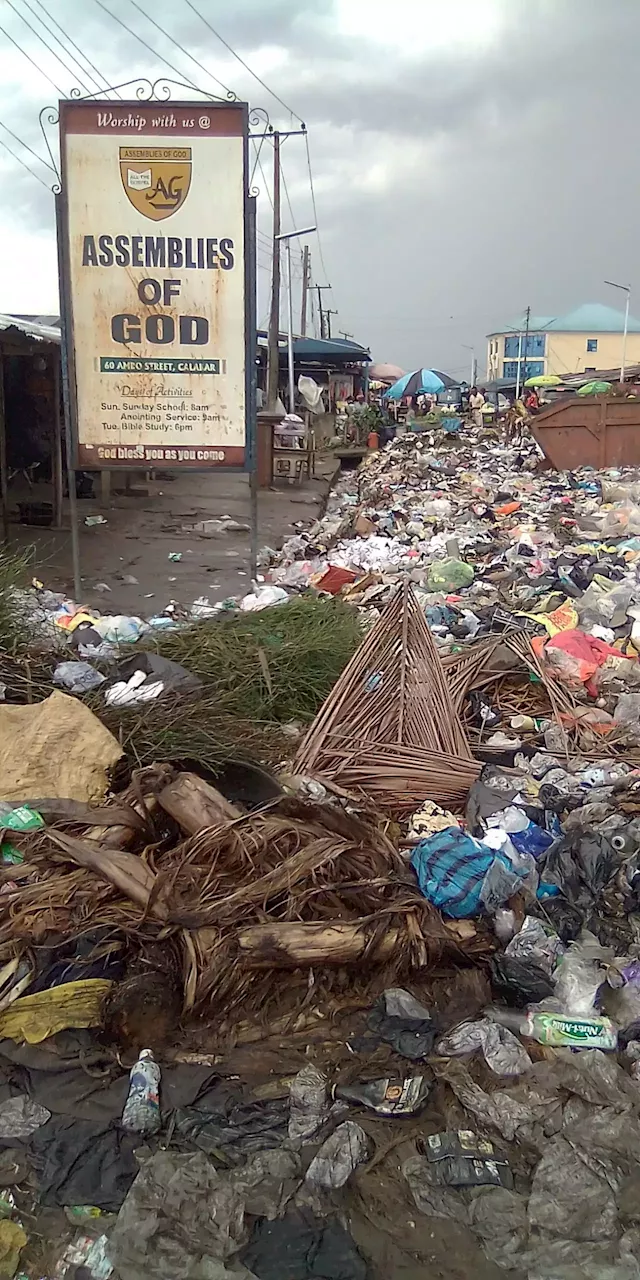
[531,396,640,470]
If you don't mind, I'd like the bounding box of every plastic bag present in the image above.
[366,987,435,1059]
[304,1122,370,1189]
[436,1018,531,1076]
[527,1135,617,1242]
[288,1065,329,1142]
[240,586,289,612]
[543,629,622,692]
[426,558,474,591]
[53,661,106,694]
[0,1095,50,1139]
[538,830,617,917]
[491,954,556,1008]
[505,915,565,974]
[552,931,615,1016]
[402,1155,469,1222]
[602,502,640,537]
[108,1151,248,1278]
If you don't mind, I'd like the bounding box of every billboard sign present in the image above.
[58,100,252,469]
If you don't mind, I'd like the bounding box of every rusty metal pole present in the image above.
[266,132,281,409]
[52,353,64,529]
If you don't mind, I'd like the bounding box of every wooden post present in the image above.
[52,350,64,529]
[0,355,8,543]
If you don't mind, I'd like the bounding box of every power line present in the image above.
[127,0,235,100]
[34,0,119,96]
[0,18,65,94]
[0,133,51,188]
[91,0,201,90]
[0,117,56,175]
[8,0,95,92]
[182,0,303,123]
[304,132,330,286]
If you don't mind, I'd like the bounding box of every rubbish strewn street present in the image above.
[5,415,640,1276]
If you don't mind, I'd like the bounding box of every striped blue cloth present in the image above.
[411,827,523,919]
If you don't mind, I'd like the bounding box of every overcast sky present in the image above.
[0,0,638,377]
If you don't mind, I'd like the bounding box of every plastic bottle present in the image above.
[522,1012,617,1049]
[489,1007,617,1050]
[121,1049,161,1135]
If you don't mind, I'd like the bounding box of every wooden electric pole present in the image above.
[266,132,281,408]
[315,284,331,339]
[300,245,310,337]
[325,308,338,339]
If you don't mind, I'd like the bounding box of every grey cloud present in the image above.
[1,0,639,374]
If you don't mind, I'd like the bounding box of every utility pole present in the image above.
[266,132,281,409]
[316,284,331,339]
[523,304,531,385]
[325,309,338,339]
[300,245,310,337]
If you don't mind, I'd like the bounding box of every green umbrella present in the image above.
[576,380,612,396]
[524,374,562,387]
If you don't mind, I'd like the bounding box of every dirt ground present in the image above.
[6,460,336,616]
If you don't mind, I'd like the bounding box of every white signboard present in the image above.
[59,100,250,468]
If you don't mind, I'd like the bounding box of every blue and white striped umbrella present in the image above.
[384,368,446,399]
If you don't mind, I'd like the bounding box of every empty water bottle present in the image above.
[121,1049,161,1135]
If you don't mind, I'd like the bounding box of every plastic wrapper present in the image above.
[420,1130,513,1188]
[436,1018,531,1076]
[335,1076,431,1116]
[304,1122,370,1189]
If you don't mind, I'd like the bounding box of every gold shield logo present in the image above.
[119,147,192,221]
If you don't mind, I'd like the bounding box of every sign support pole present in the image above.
[246,194,258,579]
[55,191,81,601]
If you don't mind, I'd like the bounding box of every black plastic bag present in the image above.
[490,954,555,1008]
[366,988,435,1059]
[241,1211,369,1280]
[537,831,617,916]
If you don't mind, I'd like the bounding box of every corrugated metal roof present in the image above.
[256,330,371,361]
[0,314,61,344]
[489,303,640,337]
[549,303,640,333]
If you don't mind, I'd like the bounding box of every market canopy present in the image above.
[524,375,562,388]
[385,369,445,399]
[368,362,405,382]
[576,380,612,396]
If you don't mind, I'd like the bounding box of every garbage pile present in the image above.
[9,428,640,1274]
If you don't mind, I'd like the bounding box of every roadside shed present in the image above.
[0,314,63,539]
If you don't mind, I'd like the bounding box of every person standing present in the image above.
[469,385,486,428]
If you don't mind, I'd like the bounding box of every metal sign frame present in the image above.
[57,94,256,474]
